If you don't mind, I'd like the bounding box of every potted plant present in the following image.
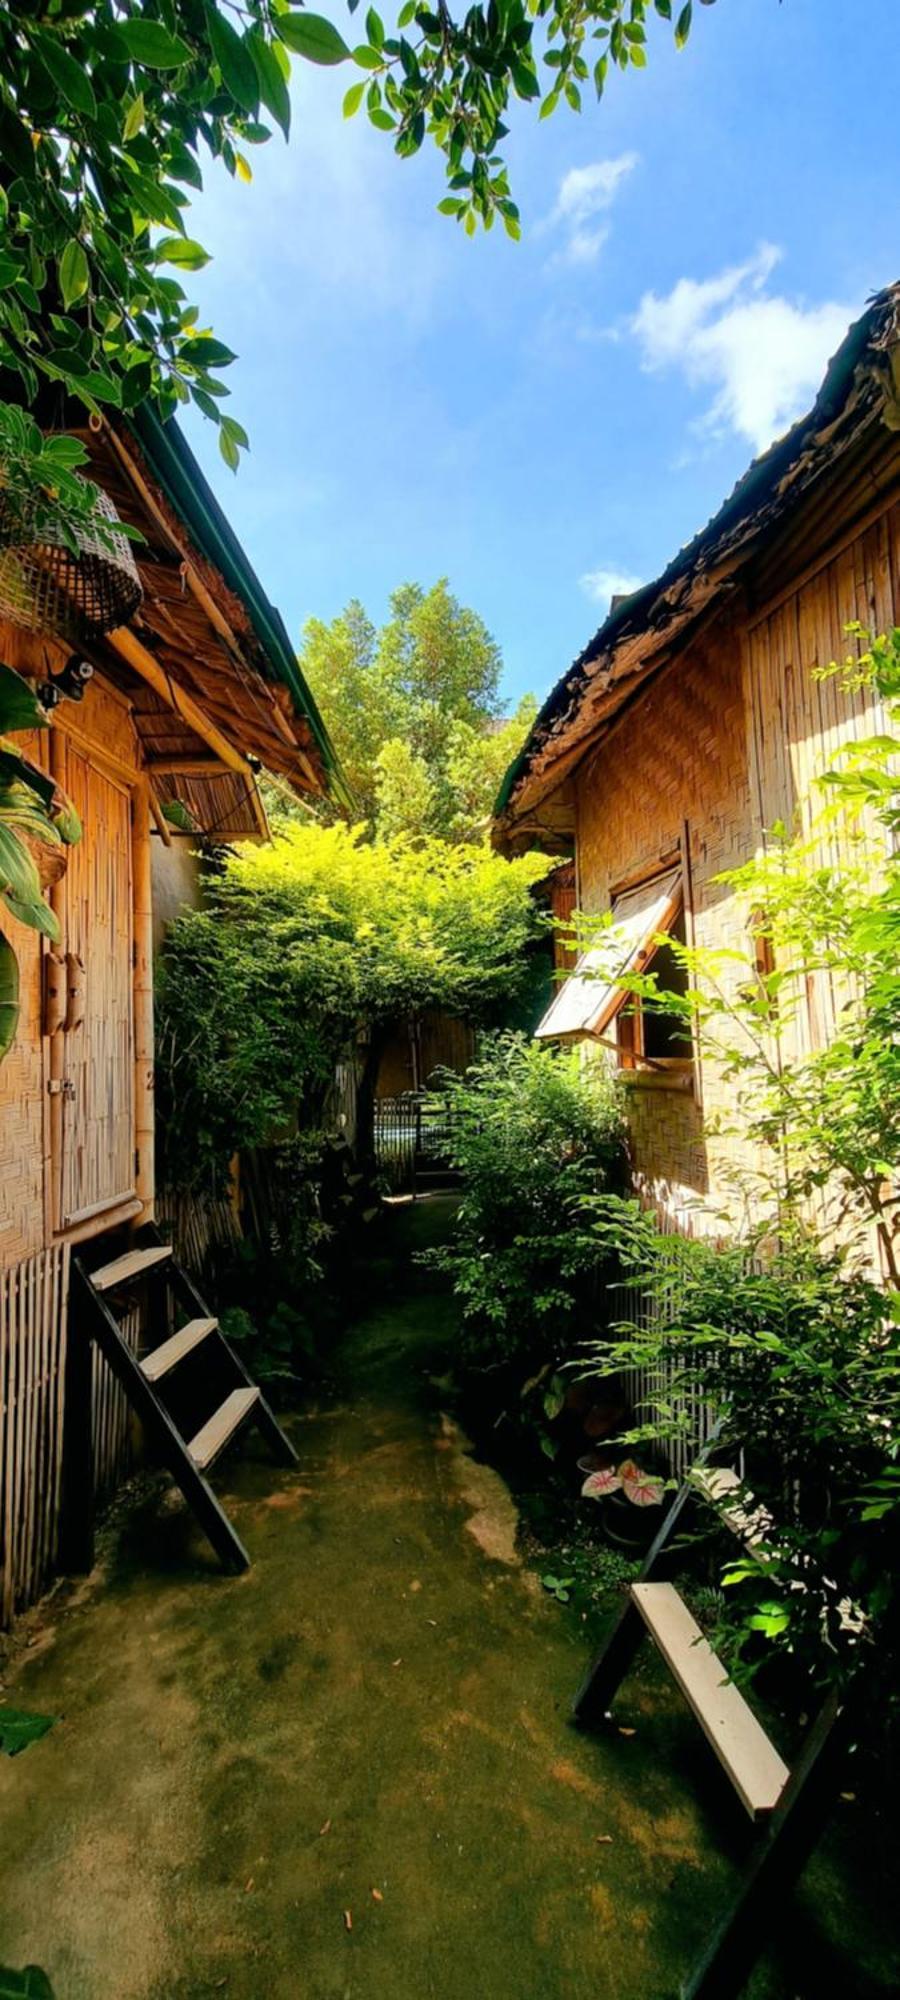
[581,1456,667,1551]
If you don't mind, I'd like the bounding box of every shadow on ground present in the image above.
[0,1199,895,2000]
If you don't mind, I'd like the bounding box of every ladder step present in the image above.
[188,1387,260,1472]
[91,1244,172,1292]
[141,1317,217,1383]
[631,1582,790,1820]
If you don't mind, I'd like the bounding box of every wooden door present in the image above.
[55,744,135,1231]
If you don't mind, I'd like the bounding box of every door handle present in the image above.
[43,950,66,1036]
[64,951,85,1033]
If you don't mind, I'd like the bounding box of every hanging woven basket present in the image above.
[0,485,142,644]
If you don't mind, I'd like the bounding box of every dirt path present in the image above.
[0,1205,885,2000]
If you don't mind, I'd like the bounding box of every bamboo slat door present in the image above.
[55,743,136,1230]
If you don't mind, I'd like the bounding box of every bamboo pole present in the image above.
[133,778,155,1219]
[107,627,253,780]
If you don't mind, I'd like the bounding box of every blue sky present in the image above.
[183,0,899,710]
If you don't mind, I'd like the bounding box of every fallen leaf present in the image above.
[427,1619,437,1628]
[244,1878,254,1893]
[343,1910,353,1932]
[594,1834,613,1844]
[319,1819,332,1836]
[371,1887,383,1902]
[840,1791,856,1803]
[618,1727,636,1738]
[392,1658,402,1668]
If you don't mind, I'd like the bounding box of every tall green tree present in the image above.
[299,578,535,840]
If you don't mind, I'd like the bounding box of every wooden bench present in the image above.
[572,1443,858,1999]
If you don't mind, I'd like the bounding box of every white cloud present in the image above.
[580,566,644,613]
[631,245,853,453]
[544,153,639,268]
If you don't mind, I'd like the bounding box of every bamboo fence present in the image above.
[0,1244,70,1625]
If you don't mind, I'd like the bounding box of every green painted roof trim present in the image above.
[129,403,352,810]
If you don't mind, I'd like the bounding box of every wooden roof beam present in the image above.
[106,625,254,781]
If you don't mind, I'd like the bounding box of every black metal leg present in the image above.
[573,1476,696,1726]
[573,1593,648,1726]
[681,1691,849,2000]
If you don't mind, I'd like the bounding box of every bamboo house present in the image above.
[0,402,343,1623]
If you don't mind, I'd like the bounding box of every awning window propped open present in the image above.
[535,865,683,1043]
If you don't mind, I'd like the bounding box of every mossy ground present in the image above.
[0,1200,894,1999]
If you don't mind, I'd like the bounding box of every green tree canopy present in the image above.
[297,578,536,839]
[0,0,713,529]
[156,819,547,1190]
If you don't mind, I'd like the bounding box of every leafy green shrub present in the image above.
[429,1034,625,1382]
[156,822,545,1197]
[584,1200,900,1687]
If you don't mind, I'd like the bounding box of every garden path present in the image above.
[0,1202,884,2000]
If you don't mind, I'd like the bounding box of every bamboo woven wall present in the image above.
[0,1245,69,1625]
[575,491,900,1236]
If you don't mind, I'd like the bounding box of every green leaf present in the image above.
[0,889,59,941]
[36,36,97,118]
[0,932,20,1068]
[153,237,211,272]
[510,60,540,100]
[178,337,238,368]
[0,664,47,734]
[0,1707,56,1757]
[343,79,366,116]
[366,7,385,48]
[77,372,122,407]
[123,92,146,141]
[220,415,249,451]
[207,12,260,114]
[114,22,193,69]
[279,14,351,64]
[249,34,292,139]
[219,425,240,473]
[58,240,89,310]
[352,43,383,69]
[0,823,44,908]
[674,1,693,48]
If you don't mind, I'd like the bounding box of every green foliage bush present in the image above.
[429,1034,625,1377]
[583,1202,899,1685]
[571,627,900,1687]
[156,822,546,1196]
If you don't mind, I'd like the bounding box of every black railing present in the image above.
[373,1092,458,1194]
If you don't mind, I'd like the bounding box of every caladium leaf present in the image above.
[581,1467,622,1499]
[621,1466,665,1507]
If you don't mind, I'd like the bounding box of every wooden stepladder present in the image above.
[573,1456,858,2000]
[66,1223,297,1575]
